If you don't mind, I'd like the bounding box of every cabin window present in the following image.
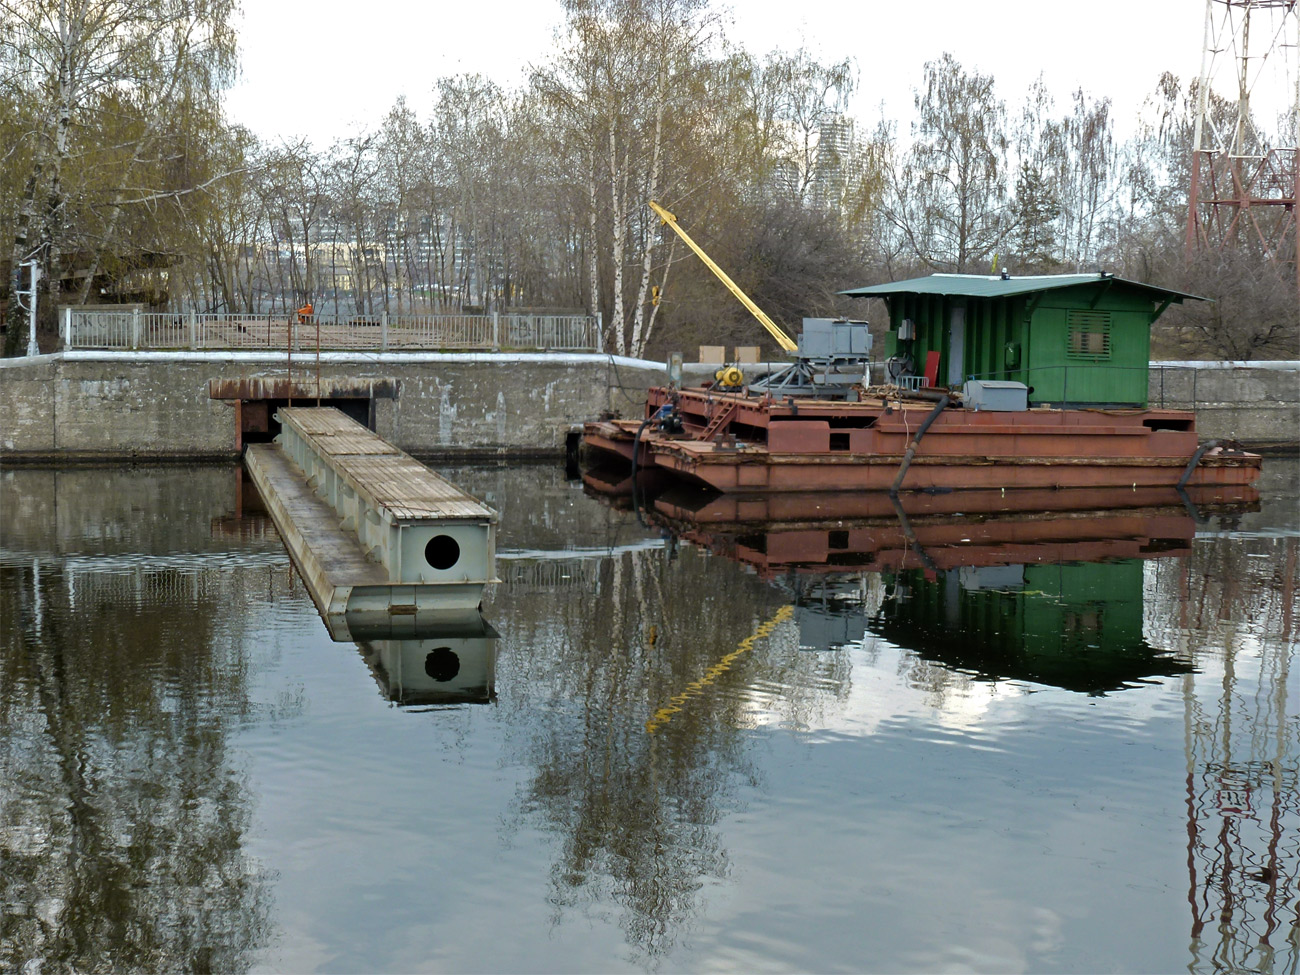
[1067,310,1111,360]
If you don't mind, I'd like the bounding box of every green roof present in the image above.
[840,272,1205,303]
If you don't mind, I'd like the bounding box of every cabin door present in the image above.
[947,306,966,386]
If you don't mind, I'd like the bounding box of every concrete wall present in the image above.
[1149,362,1300,446]
[1,351,666,461]
[1,352,1295,461]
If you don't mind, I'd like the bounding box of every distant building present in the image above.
[811,115,854,210]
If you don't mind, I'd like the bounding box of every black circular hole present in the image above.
[424,534,460,570]
[424,647,460,682]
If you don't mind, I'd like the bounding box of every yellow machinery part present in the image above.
[715,366,745,387]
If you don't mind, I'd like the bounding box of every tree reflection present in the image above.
[0,551,278,971]
[494,543,850,961]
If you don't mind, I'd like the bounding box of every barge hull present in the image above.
[582,387,1262,493]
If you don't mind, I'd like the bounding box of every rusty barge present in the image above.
[582,209,1261,495]
[582,383,1260,493]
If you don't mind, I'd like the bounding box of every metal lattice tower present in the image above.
[1185,0,1299,293]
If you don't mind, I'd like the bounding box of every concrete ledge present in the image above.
[2,353,1295,459]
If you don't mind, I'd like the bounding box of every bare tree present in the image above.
[888,53,1010,274]
[535,0,722,357]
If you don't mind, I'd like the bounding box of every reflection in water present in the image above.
[1149,540,1299,973]
[0,467,285,971]
[868,561,1195,695]
[0,462,1296,972]
[495,532,857,959]
[352,613,499,707]
[620,482,1221,694]
[578,473,1297,967]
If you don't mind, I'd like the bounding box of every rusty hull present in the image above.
[581,386,1263,492]
[668,511,1197,579]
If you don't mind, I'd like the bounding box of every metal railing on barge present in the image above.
[61,308,601,353]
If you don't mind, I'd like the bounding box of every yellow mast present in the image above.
[648,200,798,353]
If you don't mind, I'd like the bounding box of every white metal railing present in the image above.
[62,308,602,353]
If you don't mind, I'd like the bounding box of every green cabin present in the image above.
[841,273,1203,408]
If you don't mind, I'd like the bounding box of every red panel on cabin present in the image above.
[923,351,941,388]
[768,421,829,453]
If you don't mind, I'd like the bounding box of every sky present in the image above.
[222,0,1247,147]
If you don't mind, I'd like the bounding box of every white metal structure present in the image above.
[61,308,600,352]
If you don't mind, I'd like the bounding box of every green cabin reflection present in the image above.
[864,559,1194,694]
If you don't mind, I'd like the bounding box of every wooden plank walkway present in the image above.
[279,407,495,522]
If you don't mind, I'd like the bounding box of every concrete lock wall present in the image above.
[1148,361,1300,446]
[0,352,668,461]
[1,352,1296,461]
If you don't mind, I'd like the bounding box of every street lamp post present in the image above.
[23,260,40,357]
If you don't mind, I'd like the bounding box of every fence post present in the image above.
[381,310,388,351]
[131,307,140,349]
[189,308,197,350]
[62,307,71,349]
[492,311,500,350]
[596,312,603,353]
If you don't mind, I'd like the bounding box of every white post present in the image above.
[492,311,500,350]
[131,306,141,349]
[381,310,388,351]
[62,306,71,349]
[25,261,40,356]
[189,308,197,349]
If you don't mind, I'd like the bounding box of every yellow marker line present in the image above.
[645,604,795,734]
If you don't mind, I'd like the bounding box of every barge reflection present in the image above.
[584,468,1262,695]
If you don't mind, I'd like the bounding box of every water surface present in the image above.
[2,460,1297,973]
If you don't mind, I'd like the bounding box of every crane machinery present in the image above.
[649,201,872,399]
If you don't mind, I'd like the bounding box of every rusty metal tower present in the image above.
[1186,0,1300,293]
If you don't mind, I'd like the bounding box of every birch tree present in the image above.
[757,48,855,204]
[536,0,721,358]
[889,53,1010,274]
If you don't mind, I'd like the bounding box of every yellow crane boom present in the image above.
[648,200,798,353]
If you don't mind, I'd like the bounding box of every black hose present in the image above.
[630,415,654,478]
[630,404,671,475]
[889,494,940,573]
[890,394,950,495]
[1174,485,1209,525]
[1177,439,1220,489]
[630,405,672,527]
